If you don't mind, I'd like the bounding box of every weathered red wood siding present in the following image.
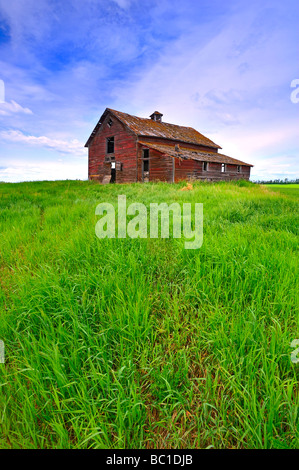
[137,145,174,182]
[137,138,250,182]
[136,145,251,183]
[88,114,251,183]
[174,158,196,182]
[88,113,137,183]
[175,160,250,181]
[194,162,250,181]
[174,160,250,181]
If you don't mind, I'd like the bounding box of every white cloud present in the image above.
[0,160,87,183]
[0,100,33,116]
[250,154,299,180]
[110,1,299,181]
[0,0,298,182]
[0,130,87,157]
[112,0,133,9]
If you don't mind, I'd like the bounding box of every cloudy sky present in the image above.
[0,0,298,182]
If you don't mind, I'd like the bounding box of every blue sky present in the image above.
[0,0,298,182]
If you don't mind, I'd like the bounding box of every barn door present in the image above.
[111,161,116,183]
[142,149,149,182]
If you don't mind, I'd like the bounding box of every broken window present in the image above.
[107,118,113,127]
[142,149,150,181]
[142,149,149,171]
[203,162,208,171]
[143,149,149,159]
[237,165,241,173]
[107,137,114,154]
[142,149,149,172]
[221,163,226,173]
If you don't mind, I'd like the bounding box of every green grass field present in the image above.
[0,180,298,449]
[264,184,299,200]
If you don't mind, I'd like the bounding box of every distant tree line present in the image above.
[253,178,299,184]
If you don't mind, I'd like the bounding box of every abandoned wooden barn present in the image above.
[85,108,253,184]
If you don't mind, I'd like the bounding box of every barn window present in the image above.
[221,163,226,173]
[106,137,114,154]
[143,149,149,159]
[142,149,149,171]
[142,148,150,180]
[237,165,241,173]
[203,162,208,171]
[107,118,113,127]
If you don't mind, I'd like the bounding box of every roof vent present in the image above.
[150,111,163,122]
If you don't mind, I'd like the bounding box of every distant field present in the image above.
[0,180,298,449]
[264,184,299,199]
[264,184,299,187]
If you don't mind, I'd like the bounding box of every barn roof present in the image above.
[85,108,222,149]
[138,141,253,167]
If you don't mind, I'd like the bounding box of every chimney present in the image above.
[150,111,163,122]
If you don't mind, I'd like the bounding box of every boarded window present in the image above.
[203,162,208,171]
[107,137,114,154]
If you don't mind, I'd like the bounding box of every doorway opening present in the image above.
[142,149,150,182]
[111,161,116,183]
